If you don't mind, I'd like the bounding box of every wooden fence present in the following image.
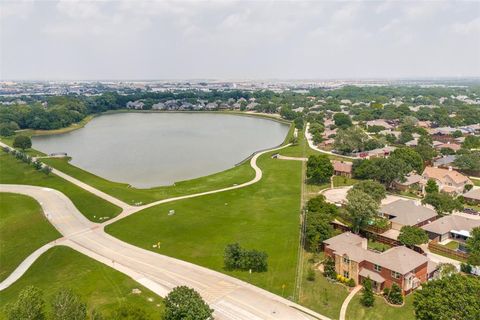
[428,241,469,261]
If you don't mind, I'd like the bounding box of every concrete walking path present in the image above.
[339,286,362,320]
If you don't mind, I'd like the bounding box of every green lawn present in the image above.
[346,292,415,320]
[472,178,480,187]
[106,149,303,296]
[298,252,350,319]
[332,176,358,187]
[0,246,163,319]
[0,193,61,282]
[443,240,460,250]
[42,157,255,205]
[0,152,121,222]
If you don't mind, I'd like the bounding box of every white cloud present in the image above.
[452,17,480,34]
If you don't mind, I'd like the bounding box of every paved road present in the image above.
[0,184,327,320]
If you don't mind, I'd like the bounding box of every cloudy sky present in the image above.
[1,0,479,80]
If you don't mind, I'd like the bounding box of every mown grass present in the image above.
[0,152,121,222]
[42,157,255,205]
[346,292,415,320]
[0,246,164,320]
[106,150,303,297]
[332,176,358,187]
[298,252,350,320]
[0,193,61,282]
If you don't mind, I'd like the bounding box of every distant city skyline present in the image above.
[1,0,479,80]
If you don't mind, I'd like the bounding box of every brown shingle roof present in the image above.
[380,199,437,226]
[421,215,480,235]
[331,160,353,173]
[422,167,471,185]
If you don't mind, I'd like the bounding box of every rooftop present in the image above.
[422,166,471,185]
[380,199,437,226]
[421,215,480,235]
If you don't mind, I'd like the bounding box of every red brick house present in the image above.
[331,160,353,178]
[323,232,437,294]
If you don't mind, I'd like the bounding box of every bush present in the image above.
[306,268,316,281]
[33,159,43,170]
[41,166,53,175]
[384,283,403,305]
[460,263,473,274]
[13,135,32,150]
[223,243,268,272]
[347,278,356,287]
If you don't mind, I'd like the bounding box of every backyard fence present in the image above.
[428,240,469,261]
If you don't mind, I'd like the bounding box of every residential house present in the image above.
[435,142,461,152]
[463,188,480,204]
[421,215,480,242]
[323,232,434,294]
[394,173,422,191]
[433,155,457,168]
[379,200,437,230]
[421,167,472,194]
[366,119,394,130]
[332,160,353,178]
[352,146,396,159]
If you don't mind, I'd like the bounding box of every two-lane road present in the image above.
[0,184,328,320]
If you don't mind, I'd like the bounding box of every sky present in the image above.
[1,0,479,80]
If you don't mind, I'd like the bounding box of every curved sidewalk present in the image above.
[304,123,355,160]
[339,286,362,320]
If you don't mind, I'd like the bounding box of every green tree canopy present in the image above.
[333,112,352,129]
[466,227,480,266]
[390,148,424,173]
[51,288,86,320]
[398,226,429,248]
[361,277,374,307]
[333,126,370,154]
[346,189,379,233]
[13,135,32,151]
[164,286,213,320]
[454,152,480,171]
[425,179,439,194]
[306,155,333,184]
[6,286,45,320]
[413,274,480,320]
[351,180,386,203]
[422,192,463,216]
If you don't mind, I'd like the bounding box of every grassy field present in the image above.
[443,240,460,250]
[0,193,61,282]
[298,252,350,319]
[346,292,415,320]
[0,152,121,222]
[332,176,358,187]
[106,150,303,297]
[472,178,480,187]
[42,157,255,205]
[0,246,164,319]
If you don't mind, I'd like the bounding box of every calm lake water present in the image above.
[33,113,289,188]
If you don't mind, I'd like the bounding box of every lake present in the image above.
[32,112,289,188]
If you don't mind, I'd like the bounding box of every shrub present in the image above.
[41,166,52,175]
[164,286,213,320]
[13,135,32,150]
[347,278,355,287]
[33,159,43,170]
[306,268,316,282]
[460,263,472,274]
[223,243,268,272]
[385,283,403,305]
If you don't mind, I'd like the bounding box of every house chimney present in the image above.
[448,166,452,171]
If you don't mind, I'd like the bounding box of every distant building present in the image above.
[463,188,480,204]
[421,167,472,194]
[331,160,353,178]
[379,199,437,230]
[422,215,480,242]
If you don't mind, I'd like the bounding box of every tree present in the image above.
[413,274,480,320]
[13,135,32,150]
[306,155,333,184]
[333,113,352,129]
[305,215,334,251]
[440,147,456,156]
[224,243,268,272]
[51,288,86,320]
[454,152,480,171]
[415,136,437,162]
[333,126,370,154]
[0,121,19,136]
[41,166,52,175]
[323,256,336,279]
[425,179,439,194]
[360,277,374,307]
[164,286,213,320]
[111,304,150,320]
[6,286,45,320]
[351,180,386,203]
[390,148,424,174]
[398,226,429,248]
[422,192,463,216]
[346,189,379,233]
[466,227,480,266]
[463,135,480,149]
[451,130,463,138]
[438,263,458,278]
[384,283,403,305]
[294,117,304,129]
